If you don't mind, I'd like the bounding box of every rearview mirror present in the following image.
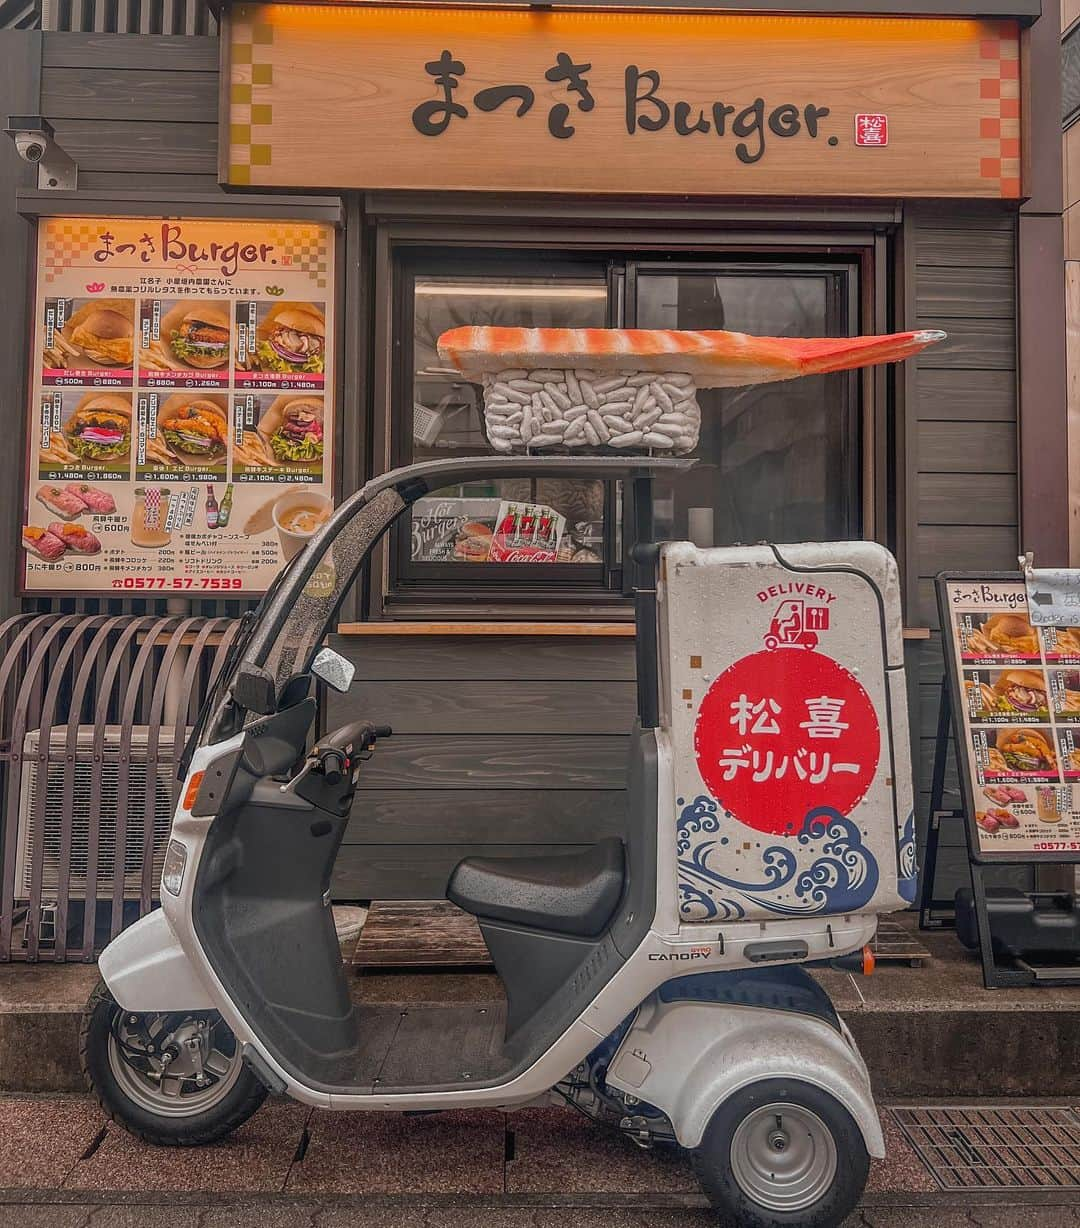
[311,646,355,693]
[231,662,278,715]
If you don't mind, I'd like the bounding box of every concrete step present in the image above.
[4,917,1080,1096]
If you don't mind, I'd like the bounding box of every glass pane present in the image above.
[635,270,856,546]
[408,271,611,567]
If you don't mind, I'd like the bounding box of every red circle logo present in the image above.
[694,649,880,836]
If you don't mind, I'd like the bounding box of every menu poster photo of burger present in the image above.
[958,610,1041,662]
[144,394,228,476]
[42,299,134,380]
[964,668,1050,722]
[1043,625,1080,663]
[140,300,231,385]
[981,726,1059,780]
[39,392,132,477]
[237,302,325,386]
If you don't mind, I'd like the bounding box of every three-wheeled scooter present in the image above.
[82,448,917,1228]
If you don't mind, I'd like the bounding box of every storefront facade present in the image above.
[0,0,1066,914]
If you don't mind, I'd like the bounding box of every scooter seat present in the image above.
[447,838,625,938]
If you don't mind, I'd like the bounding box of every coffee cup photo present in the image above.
[272,489,332,561]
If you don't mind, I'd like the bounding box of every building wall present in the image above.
[906,205,1020,894]
[1066,3,1080,564]
[1,29,1036,904]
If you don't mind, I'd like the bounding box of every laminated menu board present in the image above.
[938,573,1080,862]
[22,217,335,595]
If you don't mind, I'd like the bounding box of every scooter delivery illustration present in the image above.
[83,324,941,1228]
[763,598,829,651]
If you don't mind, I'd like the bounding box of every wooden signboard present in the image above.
[223,4,1021,198]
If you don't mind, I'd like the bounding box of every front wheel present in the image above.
[81,981,267,1146]
[692,1079,869,1227]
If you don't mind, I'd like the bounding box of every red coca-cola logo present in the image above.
[694,649,879,836]
[489,544,557,564]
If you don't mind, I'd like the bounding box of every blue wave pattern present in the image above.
[896,809,918,904]
[677,796,880,921]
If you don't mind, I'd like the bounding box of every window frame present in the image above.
[368,217,889,620]
[625,258,863,545]
[390,250,625,598]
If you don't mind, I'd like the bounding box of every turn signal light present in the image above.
[182,771,204,810]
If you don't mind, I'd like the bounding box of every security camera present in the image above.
[13,131,48,163]
[4,115,77,190]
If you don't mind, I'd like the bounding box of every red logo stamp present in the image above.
[854,114,888,147]
[694,649,880,836]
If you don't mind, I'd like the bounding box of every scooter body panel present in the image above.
[102,724,879,1112]
[99,907,215,1013]
[605,997,885,1157]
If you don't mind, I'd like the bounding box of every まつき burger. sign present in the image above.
[23,217,336,596]
[224,4,1021,198]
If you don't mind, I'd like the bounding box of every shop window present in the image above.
[389,250,860,605]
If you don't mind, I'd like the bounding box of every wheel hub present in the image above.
[107,1008,243,1118]
[729,1101,838,1213]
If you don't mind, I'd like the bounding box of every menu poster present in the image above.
[23,217,335,595]
[938,573,1080,862]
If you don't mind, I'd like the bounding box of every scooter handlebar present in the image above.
[318,720,393,756]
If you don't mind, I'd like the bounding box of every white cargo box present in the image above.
[658,541,916,925]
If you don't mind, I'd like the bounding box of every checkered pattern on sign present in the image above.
[41,219,110,276]
[266,225,330,289]
[228,6,274,185]
[979,30,1022,198]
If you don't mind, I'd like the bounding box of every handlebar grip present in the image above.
[319,748,347,786]
[373,725,393,740]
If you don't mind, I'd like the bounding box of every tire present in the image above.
[81,980,267,1146]
[692,1078,869,1228]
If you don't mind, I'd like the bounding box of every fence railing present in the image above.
[0,614,240,961]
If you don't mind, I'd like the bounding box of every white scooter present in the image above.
[84,455,916,1228]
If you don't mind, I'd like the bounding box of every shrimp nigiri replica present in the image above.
[438,325,945,454]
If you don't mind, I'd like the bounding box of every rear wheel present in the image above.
[81,981,267,1146]
[692,1079,869,1227]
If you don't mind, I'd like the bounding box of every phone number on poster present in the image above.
[110,577,244,590]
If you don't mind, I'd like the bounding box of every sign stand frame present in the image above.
[934,572,1080,989]
[918,679,962,931]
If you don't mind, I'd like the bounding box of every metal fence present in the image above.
[0,613,239,961]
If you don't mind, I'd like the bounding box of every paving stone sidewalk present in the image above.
[3,1094,1080,1227]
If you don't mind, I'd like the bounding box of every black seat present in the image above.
[447,838,625,938]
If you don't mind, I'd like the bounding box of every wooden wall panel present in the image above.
[0,31,40,622]
[337,679,637,735]
[906,203,1019,893]
[39,32,220,190]
[330,634,639,898]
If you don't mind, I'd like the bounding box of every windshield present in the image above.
[202,486,405,746]
[257,487,405,689]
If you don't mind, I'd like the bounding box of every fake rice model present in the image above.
[440,324,945,453]
[83,324,941,1228]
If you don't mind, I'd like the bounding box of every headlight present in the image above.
[161,839,187,896]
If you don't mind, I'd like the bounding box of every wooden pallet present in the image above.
[871,917,932,967]
[352,899,492,968]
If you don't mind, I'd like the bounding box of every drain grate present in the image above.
[891,1105,1080,1190]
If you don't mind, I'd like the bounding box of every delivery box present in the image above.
[659,541,916,925]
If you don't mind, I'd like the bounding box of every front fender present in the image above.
[606,998,884,1157]
[98,908,215,1012]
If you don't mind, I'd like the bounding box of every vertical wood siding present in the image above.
[908,205,1020,893]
